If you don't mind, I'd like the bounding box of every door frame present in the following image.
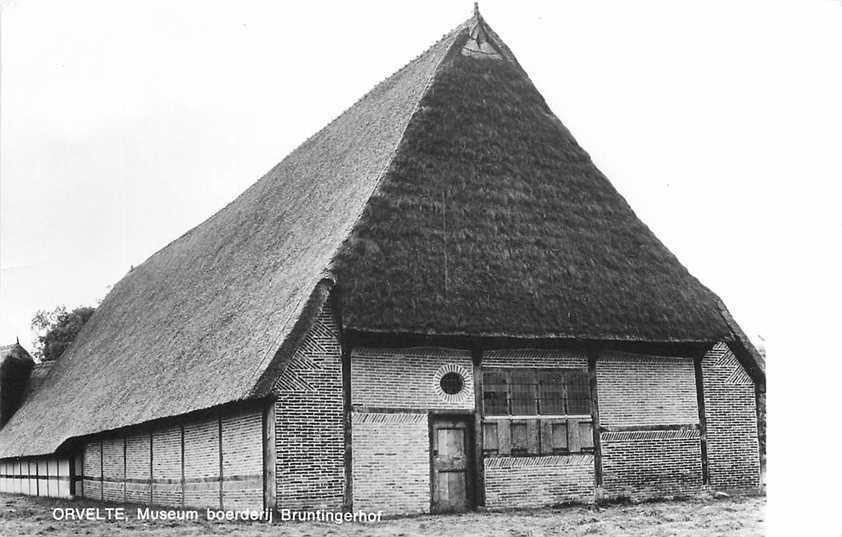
[428,411,476,513]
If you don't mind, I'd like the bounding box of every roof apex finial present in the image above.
[473,2,480,20]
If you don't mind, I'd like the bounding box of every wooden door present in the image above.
[430,415,472,513]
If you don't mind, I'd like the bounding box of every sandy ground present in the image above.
[0,493,764,537]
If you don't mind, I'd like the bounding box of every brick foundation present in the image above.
[484,455,594,508]
[600,429,704,498]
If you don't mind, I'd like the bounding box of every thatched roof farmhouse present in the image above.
[0,9,763,513]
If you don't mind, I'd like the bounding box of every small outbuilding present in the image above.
[0,9,763,514]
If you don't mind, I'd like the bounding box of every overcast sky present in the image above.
[1,1,842,533]
[3,1,840,349]
[2,0,841,341]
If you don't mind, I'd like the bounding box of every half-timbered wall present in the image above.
[0,457,71,498]
[77,407,262,509]
[481,349,595,508]
[351,347,474,514]
[596,351,704,498]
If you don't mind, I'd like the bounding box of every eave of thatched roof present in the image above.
[0,10,760,458]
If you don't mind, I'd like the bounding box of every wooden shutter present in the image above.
[482,422,499,455]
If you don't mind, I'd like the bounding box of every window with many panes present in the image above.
[481,367,593,457]
[482,368,591,416]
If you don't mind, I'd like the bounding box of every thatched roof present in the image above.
[0,342,34,428]
[23,362,54,400]
[0,11,760,458]
[0,342,32,362]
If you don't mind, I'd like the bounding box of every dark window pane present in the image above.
[483,371,508,415]
[566,370,591,415]
[440,372,464,394]
[510,370,537,415]
[538,370,565,415]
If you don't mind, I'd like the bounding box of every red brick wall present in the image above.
[352,412,430,514]
[484,455,594,508]
[597,352,698,427]
[352,347,474,410]
[274,303,345,510]
[701,343,760,490]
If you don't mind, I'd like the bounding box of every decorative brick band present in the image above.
[601,429,700,442]
[485,454,593,469]
[352,412,427,425]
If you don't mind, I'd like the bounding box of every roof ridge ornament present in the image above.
[463,2,504,60]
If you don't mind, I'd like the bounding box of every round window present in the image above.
[439,372,464,395]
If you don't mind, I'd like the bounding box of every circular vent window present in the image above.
[439,372,464,395]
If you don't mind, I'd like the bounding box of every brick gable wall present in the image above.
[274,303,345,510]
[701,343,761,490]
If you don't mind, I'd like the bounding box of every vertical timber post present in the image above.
[262,399,277,511]
[180,424,186,508]
[123,435,128,503]
[342,342,353,511]
[472,347,485,507]
[99,439,104,502]
[587,345,603,489]
[694,354,710,486]
[149,430,154,505]
[218,415,224,509]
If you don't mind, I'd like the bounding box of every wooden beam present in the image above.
[149,431,154,505]
[472,348,485,508]
[123,435,128,504]
[342,342,353,511]
[587,347,603,486]
[99,440,104,502]
[218,415,224,509]
[262,400,277,511]
[179,425,185,508]
[694,356,710,485]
